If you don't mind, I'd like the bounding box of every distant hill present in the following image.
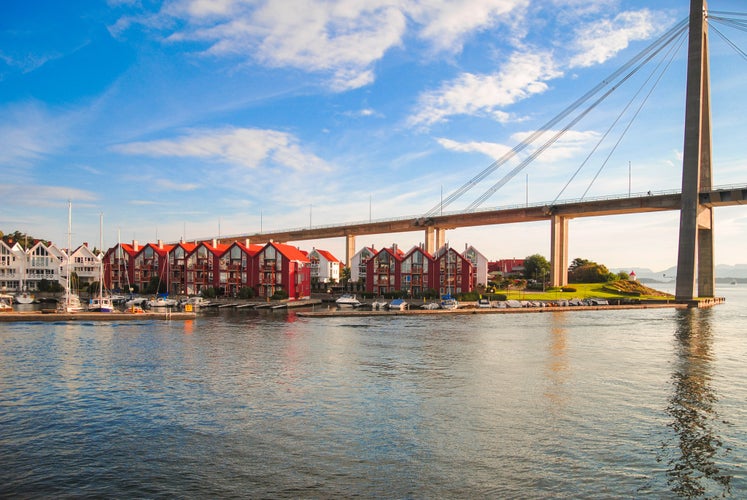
[611,264,747,282]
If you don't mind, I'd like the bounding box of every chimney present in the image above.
[83,242,89,248]
[158,239,163,249]
[212,238,217,248]
[133,240,139,252]
[245,239,251,247]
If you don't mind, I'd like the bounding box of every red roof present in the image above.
[314,249,340,263]
[267,242,310,263]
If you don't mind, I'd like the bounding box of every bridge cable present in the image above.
[551,27,687,204]
[578,28,689,199]
[464,21,689,211]
[422,17,688,217]
[708,22,747,63]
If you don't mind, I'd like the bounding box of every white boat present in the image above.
[440,295,458,310]
[421,302,441,310]
[477,298,491,308]
[387,298,408,310]
[89,296,115,313]
[182,296,210,309]
[14,291,35,304]
[89,214,114,312]
[371,299,388,310]
[57,201,86,313]
[125,296,147,307]
[147,296,177,308]
[335,294,361,307]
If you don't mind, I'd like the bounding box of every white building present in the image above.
[463,244,490,289]
[350,246,376,284]
[308,248,341,283]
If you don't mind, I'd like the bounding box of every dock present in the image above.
[0,311,197,322]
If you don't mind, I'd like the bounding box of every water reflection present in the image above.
[545,312,569,408]
[661,308,731,497]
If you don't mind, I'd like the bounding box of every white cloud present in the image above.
[112,127,330,172]
[407,0,529,52]
[569,10,659,68]
[437,137,513,160]
[409,50,561,126]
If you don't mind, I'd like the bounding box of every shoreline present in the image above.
[0,311,197,322]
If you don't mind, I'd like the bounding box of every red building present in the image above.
[185,240,229,295]
[167,241,198,296]
[103,241,139,292]
[400,246,435,296]
[366,245,404,295]
[220,240,262,297]
[435,245,473,296]
[255,242,311,300]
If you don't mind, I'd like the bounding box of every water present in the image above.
[1,288,745,498]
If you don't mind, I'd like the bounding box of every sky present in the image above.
[2,0,746,272]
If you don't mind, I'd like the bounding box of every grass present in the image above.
[501,280,674,301]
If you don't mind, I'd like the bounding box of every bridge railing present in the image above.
[209,184,743,242]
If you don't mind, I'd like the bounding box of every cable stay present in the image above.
[579,30,687,200]
[551,30,686,205]
[422,17,688,218]
[464,21,688,212]
[708,23,747,63]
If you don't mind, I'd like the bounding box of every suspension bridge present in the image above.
[212,0,745,303]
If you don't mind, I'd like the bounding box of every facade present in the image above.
[366,246,404,295]
[308,248,341,284]
[0,240,19,293]
[104,242,138,292]
[256,242,311,300]
[462,245,489,290]
[400,246,435,296]
[350,246,376,285]
[435,245,473,296]
[167,241,198,296]
[219,240,262,297]
[185,240,227,295]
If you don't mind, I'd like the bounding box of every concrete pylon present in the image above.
[345,234,356,270]
[550,215,569,287]
[675,0,715,301]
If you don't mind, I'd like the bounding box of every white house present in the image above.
[463,244,490,289]
[350,246,377,284]
[308,248,341,283]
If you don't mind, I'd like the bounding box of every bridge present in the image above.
[209,0,741,303]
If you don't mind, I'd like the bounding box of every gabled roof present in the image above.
[232,241,263,256]
[374,246,403,261]
[264,241,310,263]
[144,242,174,256]
[311,248,340,263]
[403,245,434,260]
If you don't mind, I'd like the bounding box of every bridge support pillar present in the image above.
[550,215,569,287]
[424,227,435,254]
[344,234,356,270]
[435,228,446,251]
[675,0,715,301]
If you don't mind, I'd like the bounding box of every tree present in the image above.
[568,257,616,283]
[523,254,550,282]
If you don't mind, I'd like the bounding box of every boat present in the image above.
[371,299,388,310]
[181,296,210,310]
[147,295,177,308]
[440,294,458,310]
[0,298,13,312]
[57,201,86,313]
[421,302,441,310]
[88,213,115,313]
[477,298,491,308]
[14,291,35,304]
[335,294,361,307]
[387,298,408,310]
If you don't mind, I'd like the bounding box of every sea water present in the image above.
[1,287,745,497]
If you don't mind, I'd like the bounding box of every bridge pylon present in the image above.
[675,0,715,301]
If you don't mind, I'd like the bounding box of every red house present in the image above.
[103,241,139,292]
[167,241,198,296]
[366,245,404,295]
[220,240,262,297]
[185,239,229,295]
[400,245,436,296]
[435,245,473,296]
[255,242,311,300]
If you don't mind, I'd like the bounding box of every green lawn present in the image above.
[500,282,673,301]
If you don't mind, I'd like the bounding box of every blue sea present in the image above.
[1,286,745,498]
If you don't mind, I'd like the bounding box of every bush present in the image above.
[238,287,255,299]
[271,289,289,300]
[561,286,576,293]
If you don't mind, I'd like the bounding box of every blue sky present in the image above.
[2,0,746,271]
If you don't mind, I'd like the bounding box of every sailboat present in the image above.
[57,201,86,313]
[88,213,114,313]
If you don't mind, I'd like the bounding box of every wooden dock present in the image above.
[0,311,197,322]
